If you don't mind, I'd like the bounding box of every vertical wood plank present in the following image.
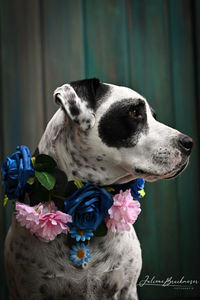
[84,0,129,85]
[41,0,85,122]
[1,0,44,155]
[169,0,200,288]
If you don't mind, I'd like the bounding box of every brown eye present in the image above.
[129,110,137,117]
[129,108,140,118]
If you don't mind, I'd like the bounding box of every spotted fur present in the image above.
[4,78,193,300]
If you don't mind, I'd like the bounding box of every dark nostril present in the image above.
[179,135,194,152]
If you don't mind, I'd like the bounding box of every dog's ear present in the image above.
[54,78,100,130]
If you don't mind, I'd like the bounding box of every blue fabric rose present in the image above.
[1,145,35,199]
[64,182,113,231]
[115,178,145,199]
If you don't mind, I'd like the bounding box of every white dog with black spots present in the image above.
[5,78,193,300]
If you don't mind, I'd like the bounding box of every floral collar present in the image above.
[1,145,145,268]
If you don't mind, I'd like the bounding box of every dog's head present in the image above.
[40,78,193,185]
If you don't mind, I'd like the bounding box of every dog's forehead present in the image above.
[97,83,147,114]
[106,83,144,100]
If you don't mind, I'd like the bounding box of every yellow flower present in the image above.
[3,195,8,207]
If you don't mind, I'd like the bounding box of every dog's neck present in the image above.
[38,109,134,186]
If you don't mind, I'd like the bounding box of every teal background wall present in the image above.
[0,0,200,299]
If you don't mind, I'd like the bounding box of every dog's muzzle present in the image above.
[166,134,194,179]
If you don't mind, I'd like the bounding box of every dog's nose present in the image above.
[179,134,194,154]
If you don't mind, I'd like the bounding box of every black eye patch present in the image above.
[98,99,148,148]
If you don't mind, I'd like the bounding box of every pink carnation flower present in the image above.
[106,189,141,232]
[35,211,72,242]
[15,201,72,242]
[16,202,40,234]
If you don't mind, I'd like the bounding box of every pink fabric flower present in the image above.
[105,189,141,232]
[35,211,72,242]
[16,202,40,233]
[15,201,72,242]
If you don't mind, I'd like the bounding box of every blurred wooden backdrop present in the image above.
[0,0,200,299]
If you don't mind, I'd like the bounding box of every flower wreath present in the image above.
[1,145,145,267]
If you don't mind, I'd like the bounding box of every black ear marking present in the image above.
[53,82,96,131]
[70,78,100,109]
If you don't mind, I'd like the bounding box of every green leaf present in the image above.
[35,171,56,191]
[94,221,108,237]
[34,154,57,172]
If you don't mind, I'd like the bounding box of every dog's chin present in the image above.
[134,160,189,182]
[114,174,137,185]
[165,161,188,179]
[113,158,189,184]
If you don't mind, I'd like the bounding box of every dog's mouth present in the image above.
[134,159,189,182]
[114,155,190,184]
[114,173,137,185]
[165,161,188,179]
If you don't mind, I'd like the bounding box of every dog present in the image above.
[4,78,193,300]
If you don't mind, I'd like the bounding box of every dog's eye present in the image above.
[129,108,141,118]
